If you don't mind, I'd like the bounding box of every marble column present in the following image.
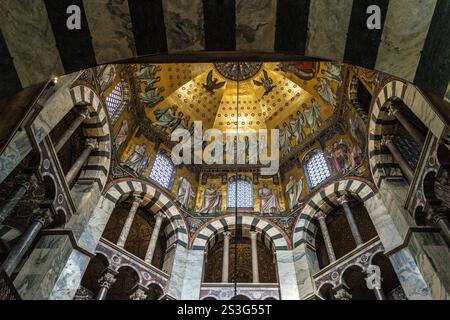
[338,195,364,246]
[333,284,352,300]
[250,231,259,283]
[365,265,386,300]
[2,210,53,276]
[428,207,450,244]
[388,102,425,147]
[116,197,143,248]
[0,182,30,224]
[221,231,231,283]
[130,284,148,300]
[65,138,99,186]
[96,269,117,300]
[54,106,90,152]
[144,212,165,265]
[382,135,414,183]
[316,211,336,263]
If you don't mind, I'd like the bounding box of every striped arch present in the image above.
[293,178,376,249]
[69,84,111,191]
[191,214,291,251]
[368,80,447,188]
[103,178,188,248]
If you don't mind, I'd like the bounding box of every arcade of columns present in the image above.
[0,78,449,300]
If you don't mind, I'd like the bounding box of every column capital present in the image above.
[75,105,91,119]
[131,196,144,207]
[426,207,447,225]
[249,230,258,239]
[333,284,352,300]
[315,210,327,221]
[387,102,399,117]
[98,269,117,290]
[155,212,165,221]
[381,135,394,146]
[337,195,350,205]
[130,285,148,300]
[85,138,99,150]
[33,210,54,228]
[365,265,382,290]
[223,231,232,239]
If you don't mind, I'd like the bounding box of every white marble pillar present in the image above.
[117,197,143,248]
[250,231,259,283]
[96,269,117,300]
[65,138,98,186]
[338,195,364,246]
[382,136,414,183]
[316,211,336,263]
[0,182,30,224]
[54,106,90,152]
[2,210,53,276]
[144,212,165,265]
[365,265,386,300]
[388,102,425,147]
[221,231,231,283]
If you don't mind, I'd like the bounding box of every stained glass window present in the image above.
[106,83,126,125]
[148,153,176,190]
[227,177,253,209]
[304,149,331,189]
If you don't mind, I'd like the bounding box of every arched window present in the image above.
[304,149,331,189]
[105,82,127,125]
[227,176,253,209]
[148,153,176,190]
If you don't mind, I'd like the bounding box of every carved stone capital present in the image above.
[76,105,91,119]
[33,210,54,227]
[223,231,232,239]
[98,270,117,290]
[381,135,394,146]
[85,138,99,150]
[333,284,352,300]
[130,286,148,300]
[249,231,258,239]
[366,265,382,290]
[427,207,448,225]
[315,210,327,221]
[337,195,350,206]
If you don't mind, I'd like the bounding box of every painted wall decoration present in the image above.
[202,70,225,94]
[275,61,319,80]
[199,184,223,215]
[98,64,116,93]
[285,176,304,210]
[315,77,337,107]
[176,176,195,209]
[114,119,129,150]
[135,64,165,108]
[326,139,351,174]
[122,142,150,176]
[258,184,281,215]
[253,70,276,97]
[321,62,342,84]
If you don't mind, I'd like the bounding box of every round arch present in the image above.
[67,84,112,191]
[191,214,291,251]
[102,178,189,249]
[367,80,446,189]
[293,177,376,248]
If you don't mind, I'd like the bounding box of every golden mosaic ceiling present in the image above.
[133,61,342,134]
